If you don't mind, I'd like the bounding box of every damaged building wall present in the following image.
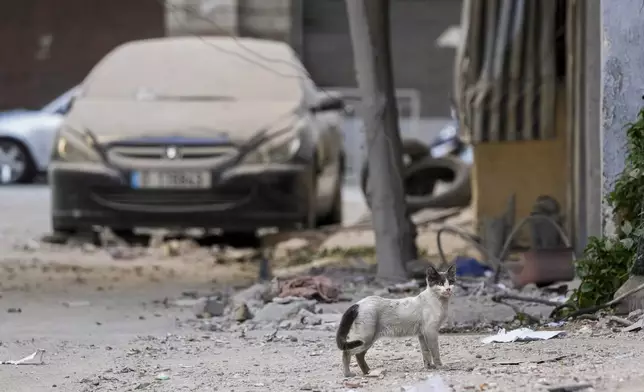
[600,0,644,236]
[455,0,570,243]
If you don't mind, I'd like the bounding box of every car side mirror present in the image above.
[310,94,345,113]
[57,96,75,115]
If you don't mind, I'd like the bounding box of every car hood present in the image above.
[64,100,302,145]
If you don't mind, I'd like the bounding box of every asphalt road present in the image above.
[0,184,368,252]
[0,185,52,252]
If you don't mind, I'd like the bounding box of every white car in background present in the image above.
[0,86,79,184]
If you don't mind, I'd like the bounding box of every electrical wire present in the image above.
[493,215,573,283]
[159,0,413,263]
[435,215,571,284]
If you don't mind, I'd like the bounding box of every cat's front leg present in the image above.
[424,331,442,368]
[417,335,432,368]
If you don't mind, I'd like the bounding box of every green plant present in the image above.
[570,236,632,309]
[567,108,644,311]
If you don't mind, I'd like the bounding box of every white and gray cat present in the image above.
[335,264,455,377]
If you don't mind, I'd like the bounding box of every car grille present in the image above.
[91,188,251,208]
[107,145,238,161]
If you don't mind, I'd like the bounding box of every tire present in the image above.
[0,137,37,185]
[360,138,431,208]
[405,155,472,211]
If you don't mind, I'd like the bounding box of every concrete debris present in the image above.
[232,281,280,305]
[20,239,40,252]
[365,368,385,378]
[162,240,181,257]
[233,303,253,322]
[161,239,199,257]
[193,297,225,318]
[273,237,311,261]
[105,246,139,261]
[170,298,203,308]
[297,308,322,325]
[622,318,644,332]
[147,231,167,249]
[273,295,307,304]
[547,383,593,392]
[252,299,316,323]
[98,228,128,248]
[81,243,97,253]
[212,246,258,263]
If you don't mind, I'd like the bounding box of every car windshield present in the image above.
[41,86,79,114]
[81,38,305,102]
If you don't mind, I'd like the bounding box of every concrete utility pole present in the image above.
[601,0,644,310]
[345,0,417,283]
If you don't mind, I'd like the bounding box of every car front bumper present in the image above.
[49,162,312,231]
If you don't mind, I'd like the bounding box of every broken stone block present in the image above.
[252,299,316,323]
[232,282,277,305]
[234,302,253,322]
[171,298,202,308]
[272,296,305,304]
[193,297,225,317]
[298,309,322,325]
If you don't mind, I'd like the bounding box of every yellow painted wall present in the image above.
[471,90,569,243]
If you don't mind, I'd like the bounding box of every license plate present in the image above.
[130,170,211,189]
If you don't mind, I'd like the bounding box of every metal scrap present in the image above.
[1,349,46,365]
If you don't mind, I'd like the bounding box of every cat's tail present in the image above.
[336,304,363,350]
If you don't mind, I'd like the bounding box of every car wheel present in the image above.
[360,139,431,207]
[0,138,36,185]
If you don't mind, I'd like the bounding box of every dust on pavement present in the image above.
[2,185,644,392]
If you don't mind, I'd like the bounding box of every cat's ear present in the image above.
[446,263,456,279]
[426,264,440,280]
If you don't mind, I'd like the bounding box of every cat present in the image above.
[335,263,455,377]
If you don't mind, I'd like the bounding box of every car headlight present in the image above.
[242,135,301,164]
[52,126,102,163]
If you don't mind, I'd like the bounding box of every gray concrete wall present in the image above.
[165,0,239,36]
[600,0,644,234]
[238,0,292,41]
[165,0,293,42]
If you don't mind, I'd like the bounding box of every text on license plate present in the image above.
[130,170,211,189]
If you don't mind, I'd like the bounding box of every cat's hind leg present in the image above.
[355,351,370,375]
[342,350,355,377]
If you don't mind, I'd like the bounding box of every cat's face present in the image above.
[426,264,456,299]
